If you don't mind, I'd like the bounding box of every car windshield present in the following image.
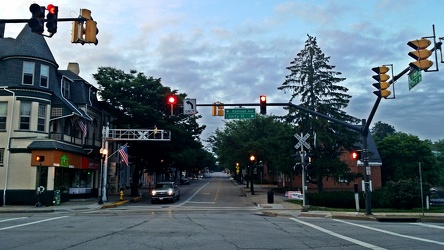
[156,184,173,189]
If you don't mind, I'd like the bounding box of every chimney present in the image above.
[67,62,80,75]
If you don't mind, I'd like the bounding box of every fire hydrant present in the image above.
[119,190,124,201]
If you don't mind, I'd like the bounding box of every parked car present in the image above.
[151,182,180,204]
[180,177,190,185]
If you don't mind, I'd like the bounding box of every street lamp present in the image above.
[98,148,108,204]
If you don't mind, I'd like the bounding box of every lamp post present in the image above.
[98,148,108,204]
[249,155,256,195]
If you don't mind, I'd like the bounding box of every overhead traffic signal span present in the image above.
[407,38,433,70]
[372,66,391,98]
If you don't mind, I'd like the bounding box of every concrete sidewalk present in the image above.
[0,191,143,213]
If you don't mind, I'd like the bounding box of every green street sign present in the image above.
[224,108,256,119]
[408,68,422,90]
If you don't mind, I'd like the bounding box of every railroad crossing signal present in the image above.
[294,133,311,150]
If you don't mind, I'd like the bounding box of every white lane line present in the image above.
[289,218,386,250]
[411,223,444,230]
[335,219,444,246]
[0,216,69,231]
[177,182,210,207]
[0,217,27,223]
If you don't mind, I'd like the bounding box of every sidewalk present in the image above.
[241,184,444,223]
[0,190,143,213]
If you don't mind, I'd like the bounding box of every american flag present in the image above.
[118,145,129,166]
[78,119,87,138]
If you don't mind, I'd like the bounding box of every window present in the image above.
[40,65,49,87]
[62,78,71,99]
[0,148,4,166]
[23,62,35,85]
[38,103,46,132]
[0,102,7,130]
[20,101,31,130]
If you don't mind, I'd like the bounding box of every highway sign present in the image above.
[224,108,256,119]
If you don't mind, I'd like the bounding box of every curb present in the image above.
[101,195,142,209]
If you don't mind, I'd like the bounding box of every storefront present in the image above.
[31,149,100,203]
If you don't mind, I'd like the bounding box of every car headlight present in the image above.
[151,190,157,196]
[167,189,174,195]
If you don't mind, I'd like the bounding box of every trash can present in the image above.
[267,191,274,204]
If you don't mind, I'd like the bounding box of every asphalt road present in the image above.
[1,173,444,250]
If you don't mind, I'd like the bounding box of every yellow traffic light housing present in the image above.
[211,103,217,116]
[407,38,433,70]
[71,9,98,45]
[217,103,224,116]
[372,65,392,98]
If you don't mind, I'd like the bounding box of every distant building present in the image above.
[0,25,121,206]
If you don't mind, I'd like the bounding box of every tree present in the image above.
[209,116,296,178]
[371,121,396,143]
[377,132,439,185]
[278,35,360,192]
[93,67,209,195]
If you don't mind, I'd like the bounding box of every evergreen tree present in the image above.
[278,35,360,192]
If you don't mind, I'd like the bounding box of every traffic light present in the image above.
[36,155,45,162]
[46,4,58,34]
[28,3,45,34]
[212,103,217,116]
[407,38,433,71]
[81,9,99,45]
[259,95,266,115]
[167,95,177,105]
[351,150,362,161]
[71,9,99,45]
[217,103,224,116]
[372,65,391,98]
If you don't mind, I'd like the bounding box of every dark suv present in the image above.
[151,182,180,204]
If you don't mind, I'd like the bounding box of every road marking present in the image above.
[412,223,444,230]
[186,201,215,204]
[289,218,386,250]
[0,216,69,231]
[335,219,444,246]
[0,217,27,223]
[177,182,210,207]
[214,179,222,202]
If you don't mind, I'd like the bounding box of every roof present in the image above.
[0,24,57,66]
[27,140,87,155]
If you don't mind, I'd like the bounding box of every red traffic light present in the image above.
[260,95,266,103]
[47,4,56,14]
[351,151,362,160]
[167,95,177,105]
[259,95,266,114]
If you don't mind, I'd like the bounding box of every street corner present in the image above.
[100,195,142,209]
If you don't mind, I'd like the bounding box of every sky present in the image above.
[2,0,444,145]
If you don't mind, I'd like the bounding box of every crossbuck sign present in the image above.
[294,133,311,151]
